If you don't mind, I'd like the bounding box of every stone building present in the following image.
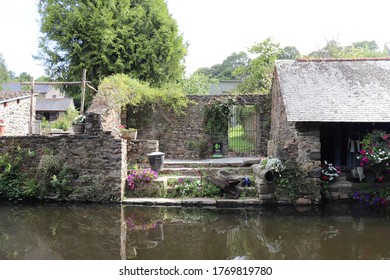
[0,91,37,136]
[267,58,390,198]
[268,59,390,173]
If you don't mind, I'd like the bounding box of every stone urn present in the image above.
[72,123,85,134]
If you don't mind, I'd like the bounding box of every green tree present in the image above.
[37,0,187,91]
[195,51,250,80]
[308,39,384,58]
[8,71,16,80]
[278,46,301,59]
[234,38,281,94]
[16,72,33,82]
[181,73,218,95]
[0,53,10,84]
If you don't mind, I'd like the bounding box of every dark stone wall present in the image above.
[0,112,127,202]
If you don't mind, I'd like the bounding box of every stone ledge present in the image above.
[216,199,245,207]
[122,197,262,208]
[182,198,217,206]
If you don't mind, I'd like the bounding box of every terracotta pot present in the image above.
[0,125,5,136]
[120,130,137,140]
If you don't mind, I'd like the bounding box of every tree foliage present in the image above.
[37,0,187,90]
[181,73,218,95]
[234,38,281,94]
[0,53,9,84]
[195,51,250,80]
[308,39,385,58]
[278,46,301,60]
[97,74,188,115]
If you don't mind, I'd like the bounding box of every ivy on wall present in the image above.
[203,96,237,140]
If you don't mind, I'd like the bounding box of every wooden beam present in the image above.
[80,69,87,115]
[29,78,35,135]
[21,81,90,86]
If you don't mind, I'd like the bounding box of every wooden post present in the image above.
[80,69,86,115]
[29,77,35,135]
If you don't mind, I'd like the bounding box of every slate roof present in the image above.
[36,98,74,112]
[1,82,53,93]
[275,58,390,122]
[0,91,31,103]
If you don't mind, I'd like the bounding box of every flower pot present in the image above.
[120,130,137,140]
[72,123,85,134]
[0,125,5,136]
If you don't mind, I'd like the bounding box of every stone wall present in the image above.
[0,95,35,136]
[128,95,269,159]
[263,75,322,205]
[268,77,321,171]
[0,112,127,202]
[87,97,121,135]
[127,140,159,166]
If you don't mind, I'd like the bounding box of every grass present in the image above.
[228,125,255,153]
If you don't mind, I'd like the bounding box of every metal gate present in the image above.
[228,105,259,156]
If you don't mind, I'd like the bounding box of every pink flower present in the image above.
[360,149,366,155]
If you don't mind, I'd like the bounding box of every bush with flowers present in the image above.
[320,161,340,183]
[259,157,286,174]
[127,168,158,191]
[357,130,390,181]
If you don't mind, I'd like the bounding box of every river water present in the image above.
[1,202,389,260]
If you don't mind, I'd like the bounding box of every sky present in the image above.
[1,0,390,78]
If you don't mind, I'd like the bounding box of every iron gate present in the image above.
[228,105,259,156]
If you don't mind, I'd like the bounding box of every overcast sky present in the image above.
[1,0,390,78]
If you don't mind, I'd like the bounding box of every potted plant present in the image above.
[72,115,86,134]
[0,119,5,136]
[118,125,137,140]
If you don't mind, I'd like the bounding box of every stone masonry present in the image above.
[128,95,269,159]
[0,112,127,202]
[0,92,36,136]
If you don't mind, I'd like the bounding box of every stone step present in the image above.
[159,166,253,176]
[163,157,260,169]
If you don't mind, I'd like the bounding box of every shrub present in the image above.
[127,169,158,190]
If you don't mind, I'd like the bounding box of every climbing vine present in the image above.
[97,74,189,115]
[203,96,237,139]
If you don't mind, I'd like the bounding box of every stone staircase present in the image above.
[153,157,260,197]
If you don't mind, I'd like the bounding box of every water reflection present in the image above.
[1,202,390,260]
